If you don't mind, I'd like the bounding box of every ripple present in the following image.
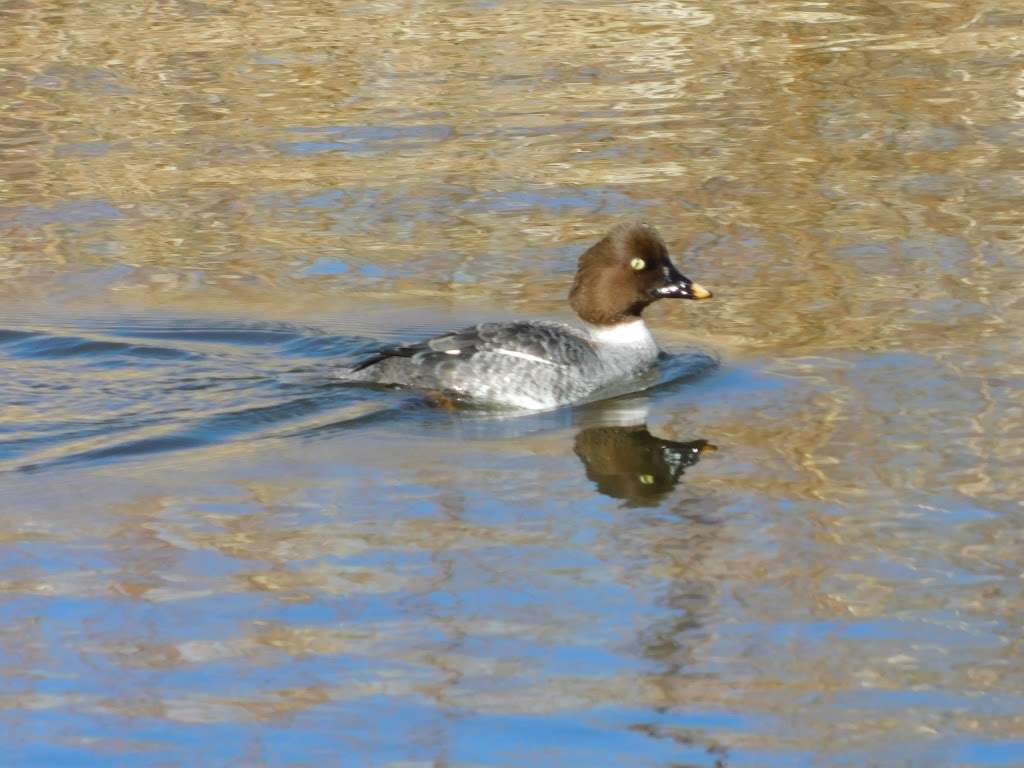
[0,331,200,360]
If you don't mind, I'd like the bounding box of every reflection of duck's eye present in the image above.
[630,257,646,271]
[638,474,654,485]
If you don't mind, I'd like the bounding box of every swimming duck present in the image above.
[339,221,713,409]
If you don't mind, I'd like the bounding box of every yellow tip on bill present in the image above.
[690,282,712,299]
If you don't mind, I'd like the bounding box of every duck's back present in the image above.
[341,320,610,409]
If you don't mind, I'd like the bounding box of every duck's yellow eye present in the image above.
[638,474,655,485]
[630,257,646,271]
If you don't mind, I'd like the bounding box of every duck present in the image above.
[338,221,713,409]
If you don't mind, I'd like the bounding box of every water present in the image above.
[2,0,1023,765]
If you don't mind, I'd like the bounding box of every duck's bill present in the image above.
[651,265,713,300]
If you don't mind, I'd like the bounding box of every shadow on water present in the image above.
[0,316,718,479]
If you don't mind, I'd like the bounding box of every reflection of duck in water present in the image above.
[573,425,714,507]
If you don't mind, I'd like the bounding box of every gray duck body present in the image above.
[343,319,660,409]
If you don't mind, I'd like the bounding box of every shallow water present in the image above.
[2,0,1024,765]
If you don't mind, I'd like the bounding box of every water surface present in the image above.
[2,0,1023,765]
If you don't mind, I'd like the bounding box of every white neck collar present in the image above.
[587,318,655,346]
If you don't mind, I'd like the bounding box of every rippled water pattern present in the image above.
[2,0,1024,765]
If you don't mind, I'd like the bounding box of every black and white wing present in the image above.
[351,321,594,373]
